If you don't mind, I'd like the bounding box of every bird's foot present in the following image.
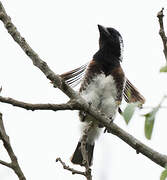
[104,117,113,133]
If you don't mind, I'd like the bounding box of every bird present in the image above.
[60,25,145,166]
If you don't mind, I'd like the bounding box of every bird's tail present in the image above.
[71,141,95,166]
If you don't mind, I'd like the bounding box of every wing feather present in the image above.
[123,78,145,104]
[60,63,88,87]
[59,63,145,104]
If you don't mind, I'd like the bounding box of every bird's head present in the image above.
[97,24,124,61]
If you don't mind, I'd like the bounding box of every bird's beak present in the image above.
[97,24,110,37]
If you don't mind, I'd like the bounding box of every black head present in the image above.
[97,24,124,61]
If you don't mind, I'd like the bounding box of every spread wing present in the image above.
[60,62,89,87]
[60,63,145,104]
[124,78,145,104]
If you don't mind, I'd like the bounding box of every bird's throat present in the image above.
[93,47,120,75]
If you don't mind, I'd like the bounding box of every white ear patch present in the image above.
[119,36,124,61]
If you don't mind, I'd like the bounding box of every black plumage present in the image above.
[60,25,145,166]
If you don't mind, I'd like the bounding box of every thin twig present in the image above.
[0,2,78,100]
[142,96,167,109]
[0,112,26,180]
[56,157,85,176]
[142,106,167,109]
[0,160,12,168]
[157,8,167,62]
[0,96,80,111]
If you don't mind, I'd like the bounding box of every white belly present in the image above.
[80,74,118,143]
[81,73,118,118]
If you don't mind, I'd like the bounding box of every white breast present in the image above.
[81,73,118,118]
[80,74,118,143]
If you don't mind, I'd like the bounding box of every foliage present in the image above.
[144,107,159,140]
[160,65,167,72]
[160,167,167,180]
[122,102,139,124]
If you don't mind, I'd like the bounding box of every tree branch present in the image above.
[0,2,78,100]
[84,103,167,168]
[157,8,167,62]
[0,112,26,180]
[0,96,80,111]
[0,160,12,168]
[0,1,167,174]
[56,157,85,176]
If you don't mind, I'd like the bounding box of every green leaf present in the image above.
[144,107,159,140]
[160,168,167,180]
[160,65,167,72]
[123,103,138,124]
